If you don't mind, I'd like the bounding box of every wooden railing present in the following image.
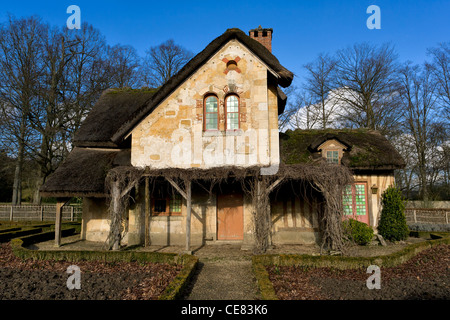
[404,208,449,224]
[0,204,82,222]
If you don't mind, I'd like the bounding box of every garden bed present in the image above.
[0,228,198,300]
[0,242,183,300]
[256,235,450,300]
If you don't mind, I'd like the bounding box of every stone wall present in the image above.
[131,39,279,171]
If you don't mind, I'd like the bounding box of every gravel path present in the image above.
[184,259,257,300]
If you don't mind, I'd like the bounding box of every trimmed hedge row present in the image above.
[10,232,198,300]
[253,234,450,300]
[0,222,81,243]
[0,227,43,243]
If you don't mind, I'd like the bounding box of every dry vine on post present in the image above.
[105,166,143,250]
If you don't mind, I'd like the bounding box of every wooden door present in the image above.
[217,193,244,240]
[343,183,369,225]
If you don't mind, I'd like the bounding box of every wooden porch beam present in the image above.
[120,178,141,198]
[145,176,150,247]
[185,179,192,254]
[266,177,283,194]
[164,176,192,254]
[165,177,188,200]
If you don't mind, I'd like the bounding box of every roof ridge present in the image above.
[110,27,294,145]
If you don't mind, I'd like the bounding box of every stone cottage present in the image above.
[40,27,404,252]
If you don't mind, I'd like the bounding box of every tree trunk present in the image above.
[11,119,26,205]
[111,179,121,251]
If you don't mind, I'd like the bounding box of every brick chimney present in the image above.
[249,26,273,52]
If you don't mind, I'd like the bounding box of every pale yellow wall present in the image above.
[148,190,255,246]
[270,172,396,245]
[131,39,279,171]
[81,198,110,242]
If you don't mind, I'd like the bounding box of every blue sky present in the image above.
[1,0,449,88]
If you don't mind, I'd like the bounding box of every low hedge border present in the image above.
[0,227,43,243]
[10,231,198,300]
[252,234,450,300]
[0,222,81,243]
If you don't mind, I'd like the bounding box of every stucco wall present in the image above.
[81,198,110,242]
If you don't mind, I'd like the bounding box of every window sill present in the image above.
[202,129,243,137]
[151,213,182,217]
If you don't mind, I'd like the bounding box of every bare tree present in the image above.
[106,44,142,88]
[0,15,46,204]
[398,62,440,201]
[141,39,193,87]
[427,42,450,122]
[333,42,402,134]
[303,53,339,129]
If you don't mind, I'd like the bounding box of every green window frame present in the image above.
[343,183,367,217]
[326,150,339,164]
[152,193,182,216]
[225,95,239,130]
[204,95,218,130]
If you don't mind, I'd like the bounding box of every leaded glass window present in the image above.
[342,183,368,218]
[326,150,339,164]
[169,194,182,213]
[204,96,218,130]
[226,95,239,130]
[343,185,353,216]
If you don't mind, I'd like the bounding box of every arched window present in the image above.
[204,95,218,130]
[225,95,239,130]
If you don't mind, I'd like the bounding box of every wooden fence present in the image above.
[0,204,82,222]
[404,208,449,224]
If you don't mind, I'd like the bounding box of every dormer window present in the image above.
[326,150,339,164]
[317,139,347,165]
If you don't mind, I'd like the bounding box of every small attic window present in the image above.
[318,139,346,165]
[227,60,237,71]
[326,151,339,164]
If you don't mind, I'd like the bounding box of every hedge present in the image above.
[0,222,81,243]
[0,227,43,243]
[10,231,198,300]
[253,233,450,300]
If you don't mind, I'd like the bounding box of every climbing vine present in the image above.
[105,160,353,254]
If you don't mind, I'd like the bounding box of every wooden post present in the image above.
[40,206,44,221]
[10,205,13,221]
[185,180,192,254]
[145,176,150,247]
[165,177,192,254]
[413,209,417,223]
[111,180,121,251]
[55,198,70,247]
[55,202,63,247]
[70,206,74,222]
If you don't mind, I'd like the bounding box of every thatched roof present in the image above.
[110,28,294,145]
[73,88,158,148]
[280,129,405,171]
[40,148,130,198]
